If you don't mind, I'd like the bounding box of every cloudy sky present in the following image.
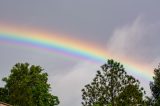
[1,1,160,106]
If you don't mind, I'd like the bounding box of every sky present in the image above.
[0,1,160,106]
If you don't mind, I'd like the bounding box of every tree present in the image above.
[0,63,59,106]
[144,96,154,106]
[81,59,145,106]
[150,64,160,105]
[0,87,9,103]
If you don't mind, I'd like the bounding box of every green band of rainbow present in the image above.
[0,25,153,80]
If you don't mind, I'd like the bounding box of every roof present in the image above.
[0,102,12,106]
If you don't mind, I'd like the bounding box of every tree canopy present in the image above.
[81,59,145,106]
[150,64,160,106]
[0,63,59,106]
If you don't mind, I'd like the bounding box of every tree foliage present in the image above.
[81,59,145,106]
[150,64,160,105]
[0,87,9,103]
[144,96,154,106]
[0,63,59,106]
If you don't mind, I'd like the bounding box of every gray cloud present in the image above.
[1,1,160,46]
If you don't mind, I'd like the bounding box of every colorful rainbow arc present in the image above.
[0,26,153,80]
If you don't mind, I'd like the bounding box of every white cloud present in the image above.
[107,16,160,64]
[107,17,147,60]
[49,61,100,106]
[150,57,160,70]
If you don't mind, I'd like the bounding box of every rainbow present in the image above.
[0,25,153,80]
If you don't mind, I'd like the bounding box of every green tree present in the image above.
[150,64,160,105]
[0,63,59,106]
[81,59,145,106]
[0,87,9,103]
[144,96,154,106]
